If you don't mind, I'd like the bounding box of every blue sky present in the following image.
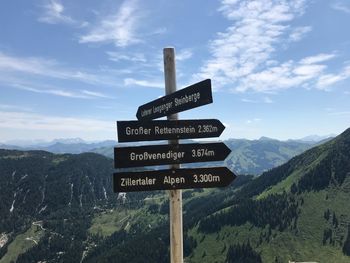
[0,0,349,142]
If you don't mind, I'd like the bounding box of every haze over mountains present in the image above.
[1,133,335,148]
[296,134,337,143]
[0,138,116,153]
[0,134,334,176]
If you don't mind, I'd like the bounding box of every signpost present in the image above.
[113,47,237,263]
[136,79,212,121]
[114,142,231,168]
[113,167,236,192]
[163,48,183,263]
[117,119,225,142]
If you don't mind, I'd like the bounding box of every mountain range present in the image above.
[84,128,350,263]
[94,137,319,176]
[0,140,116,154]
[224,137,316,175]
[0,135,333,176]
[0,129,348,262]
[296,134,337,143]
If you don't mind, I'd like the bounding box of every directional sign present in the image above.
[136,79,212,121]
[113,167,236,192]
[114,142,231,168]
[117,119,225,143]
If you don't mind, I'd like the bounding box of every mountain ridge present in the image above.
[67,128,350,262]
[1,128,349,262]
[186,128,350,262]
[0,137,324,176]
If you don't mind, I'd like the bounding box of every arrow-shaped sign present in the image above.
[136,79,212,121]
[117,119,225,143]
[113,167,236,192]
[114,142,231,168]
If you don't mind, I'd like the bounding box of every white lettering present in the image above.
[129,151,185,161]
[121,177,156,187]
[174,92,200,106]
[163,176,185,185]
[126,126,151,136]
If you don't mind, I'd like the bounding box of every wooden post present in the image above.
[163,47,183,263]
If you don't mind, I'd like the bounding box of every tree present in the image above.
[324,209,330,221]
[332,212,338,228]
[343,225,350,256]
[226,242,262,263]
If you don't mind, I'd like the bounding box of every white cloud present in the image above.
[317,66,350,89]
[194,0,350,93]
[317,74,344,89]
[246,118,262,124]
[0,104,32,112]
[79,0,142,47]
[293,64,326,76]
[106,51,146,62]
[150,27,167,35]
[176,49,193,61]
[241,98,257,103]
[38,0,75,24]
[195,0,308,91]
[263,96,274,103]
[11,83,111,99]
[124,78,163,88]
[331,1,350,14]
[300,53,337,64]
[236,58,329,92]
[0,111,115,134]
[238,55,350,92]
[327,111,350,116]
[289,26,312,42]
[0,52,57,75]
[14,84,88,99]
[241,97,273,103]
[81,90,112,99]
[0,52,115,86]
[0,52,169,93]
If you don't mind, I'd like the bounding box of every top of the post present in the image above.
[163,47,178,121]
[163,48,177,96]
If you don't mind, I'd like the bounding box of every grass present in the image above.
[89,197,169,237]
[257,148,330,200]
[52,156,68,165]
[259,189,350,262]
[187,223,263,263]
[0,224,44,263]
[257,169,303,199]
[186,188,350,263]
[88,208,138,237]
